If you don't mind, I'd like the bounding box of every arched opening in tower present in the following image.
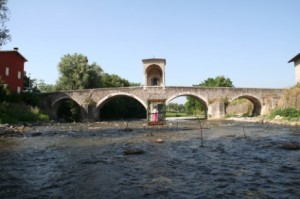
[146,64,162,86]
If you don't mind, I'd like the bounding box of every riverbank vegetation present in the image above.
[0,85,49,124]
[265,84,300,122]
[267,108,300,121]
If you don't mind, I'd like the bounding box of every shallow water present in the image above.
[0,120,300,199]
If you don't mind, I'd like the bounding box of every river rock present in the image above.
[156,138,165,143]
[121,128,133,132]
[280,143,300,150]
[274,115,283,120]
[123,148,144,155]
[0,124,26,135]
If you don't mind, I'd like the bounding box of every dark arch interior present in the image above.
[54,99,81,122]
[98,96,147,121]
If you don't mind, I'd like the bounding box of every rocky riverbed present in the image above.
[0,119,300,198]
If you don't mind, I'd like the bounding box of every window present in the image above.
[17,87,21,93]
[18,71,21,79]
[5,67,9,76]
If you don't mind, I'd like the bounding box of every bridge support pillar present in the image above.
[208,102,226,119]
[81,104,96,122]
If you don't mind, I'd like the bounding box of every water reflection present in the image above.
[0,120,299,198]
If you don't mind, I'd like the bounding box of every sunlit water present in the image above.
[0,120,299,199]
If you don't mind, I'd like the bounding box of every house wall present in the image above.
[0,51,26,93]
[295,59,300,84]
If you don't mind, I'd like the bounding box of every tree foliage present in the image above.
[185,97,204,116]
[197,75,233,87]
[0,0,10,46]
[101,73,130,87]
[56,53,103,90]
[101,73,140,87]
[36,80,57,92]
[167,103,185,112]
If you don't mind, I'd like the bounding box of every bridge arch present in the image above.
[166,92,208,105]
[166,92,209,117]
[51,95,82,121]
[94,92,147,119]
[228,94,262,116]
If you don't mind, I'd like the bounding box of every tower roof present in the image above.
[142,58,166,65]
[288,53,300,63]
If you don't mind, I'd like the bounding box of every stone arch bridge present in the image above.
[40,86,284,121]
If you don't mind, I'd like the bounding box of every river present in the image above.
[0,120,299,199]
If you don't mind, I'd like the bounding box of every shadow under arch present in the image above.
[228,94,262,116]
[166,92,209,118]
[95,92,147,120]
[51,95,82,121]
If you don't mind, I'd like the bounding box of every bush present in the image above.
[0,102,49,124]
[20,92,40,106]
[268,108,300,121]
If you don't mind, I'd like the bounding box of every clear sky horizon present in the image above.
[3,0,300,89]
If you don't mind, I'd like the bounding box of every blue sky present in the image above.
[4,0,300,88]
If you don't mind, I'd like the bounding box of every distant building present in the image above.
[288,53,300,84]
[0,48,27,93]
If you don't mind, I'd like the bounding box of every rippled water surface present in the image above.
[0,120,300,199]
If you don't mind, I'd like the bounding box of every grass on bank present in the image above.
[165,111,205,118]
[266,108,300,121]
[0,102,49,124]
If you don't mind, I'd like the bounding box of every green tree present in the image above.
[101,73,130,88]
[36,79,57,92]
[198,75,233,87]
[56,53,103,90]
[86,63,103,88]
[0,0,10,46]
[185,97,203,116]
[23,72,40,92]
[167,103,178,112]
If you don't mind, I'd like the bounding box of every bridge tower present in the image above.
[142,58,166,87]
[288,53,300,84]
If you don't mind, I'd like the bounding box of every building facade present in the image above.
[289,53,300,84]
[0,48,27,93]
